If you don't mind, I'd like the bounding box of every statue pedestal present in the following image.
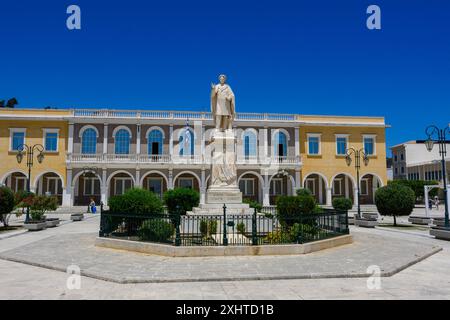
[187,129,253,215]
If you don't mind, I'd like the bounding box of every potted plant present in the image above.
[71,213,84,221]
[24,195,59,231]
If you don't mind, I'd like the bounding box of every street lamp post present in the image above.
[425,125,450,229]
[345,147,369,219]
[82,166,98,213]
[16,144,45,222]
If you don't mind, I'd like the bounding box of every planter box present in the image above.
[408,216,431,225]
[430,227,450,241]
[23,222,47,231]
[71,214,84,221]
[362,212,379,220]
[354,218,378,228]
[45,218,60,228]
[348,217,355,225]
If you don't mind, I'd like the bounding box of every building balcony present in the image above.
[72,109,297,123]
[67,153,302,167]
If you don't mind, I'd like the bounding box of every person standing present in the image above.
[434,196,440,211]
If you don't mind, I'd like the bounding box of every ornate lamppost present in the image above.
[425,125,450,229]
[82,166,98,213]
[16,144,45,222]
[345,147,369,219]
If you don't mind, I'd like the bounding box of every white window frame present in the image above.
[114,177,133,195]
[83,177,100,196]
[335,134,349,156]
[42,128,60,152]
[14,176,27,192]
[46,177,61,195]
[178,177,194,189]
[147,177,163,197]
[240,178,255,196]
[9,128,26,152]
[333,178,343,196]
[362,134,377,156]
[360,178,369,196]
[270,178,284,196]
[307,133,321,155]
[306,178,316,195]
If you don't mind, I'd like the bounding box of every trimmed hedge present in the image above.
[108,188,163,214]
[163,188,199,215]
[375,184,415,226]
[296,188,312,197]
[332,197,353,211]
[138,219,174,242]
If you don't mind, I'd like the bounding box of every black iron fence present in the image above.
[99,207,349,246]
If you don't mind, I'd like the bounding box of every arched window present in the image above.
[179,129,194,156]
[115,129,130,154]
[243,131,257,158]
[81,128,97,154]
[274,131,287,157]
[148,130,163,155]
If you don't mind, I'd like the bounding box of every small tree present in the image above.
[163,188,200,215]
[0,187,15,227]
[375,184,415,226]
[29,195,58,221]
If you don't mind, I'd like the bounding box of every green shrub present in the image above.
[108,188,163,214]
[0,186,15,227]
[243,199,262,212]
[276,194,316,226]
[200,219,218,238]
[163,188,199,214]
[375,184,415,226]
[332,197,353,211]
[236,222,246,234]
[296,188,312,196]
[29,195,58,221]
[138,219,174,242]
[264,230,291,244]
[312,205,324,214]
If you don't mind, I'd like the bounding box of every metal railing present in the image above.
[99,207,349,246]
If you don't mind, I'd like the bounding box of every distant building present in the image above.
[386,157,393,181]
[390,140,450,183]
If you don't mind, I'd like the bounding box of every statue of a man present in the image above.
[211,74,235,131]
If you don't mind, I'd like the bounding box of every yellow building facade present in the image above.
[0,108,388,207]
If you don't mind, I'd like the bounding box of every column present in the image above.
[168,169,174,189]
[326,188,332,206]
[294,127,300,159]
[353,188,359,207]
[201,123,205,162]
[259,127,268,162]
[135,169,141,188]
[200,169,206,204]
[263,174,270,206]
[136,124,141,155]
[103,123,108,155]
[169,124,174,156]
[345,176,349,198]
[62,169,72,207]
[68,123,74,154]
[101,168,107,205]
[295,169,301,190]
[318,176,323,204]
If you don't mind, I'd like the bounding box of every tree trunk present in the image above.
[393,215,397,227]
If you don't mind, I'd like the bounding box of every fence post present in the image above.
[98,210,104,237]
[223,204,228,246]
[252,207,257,245]
[175,205,181,246]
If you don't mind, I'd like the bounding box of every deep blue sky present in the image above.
[1,0,449,152]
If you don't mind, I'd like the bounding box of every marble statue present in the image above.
[210,74,235,131]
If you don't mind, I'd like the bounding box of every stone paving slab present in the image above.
[0,231,441,284]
